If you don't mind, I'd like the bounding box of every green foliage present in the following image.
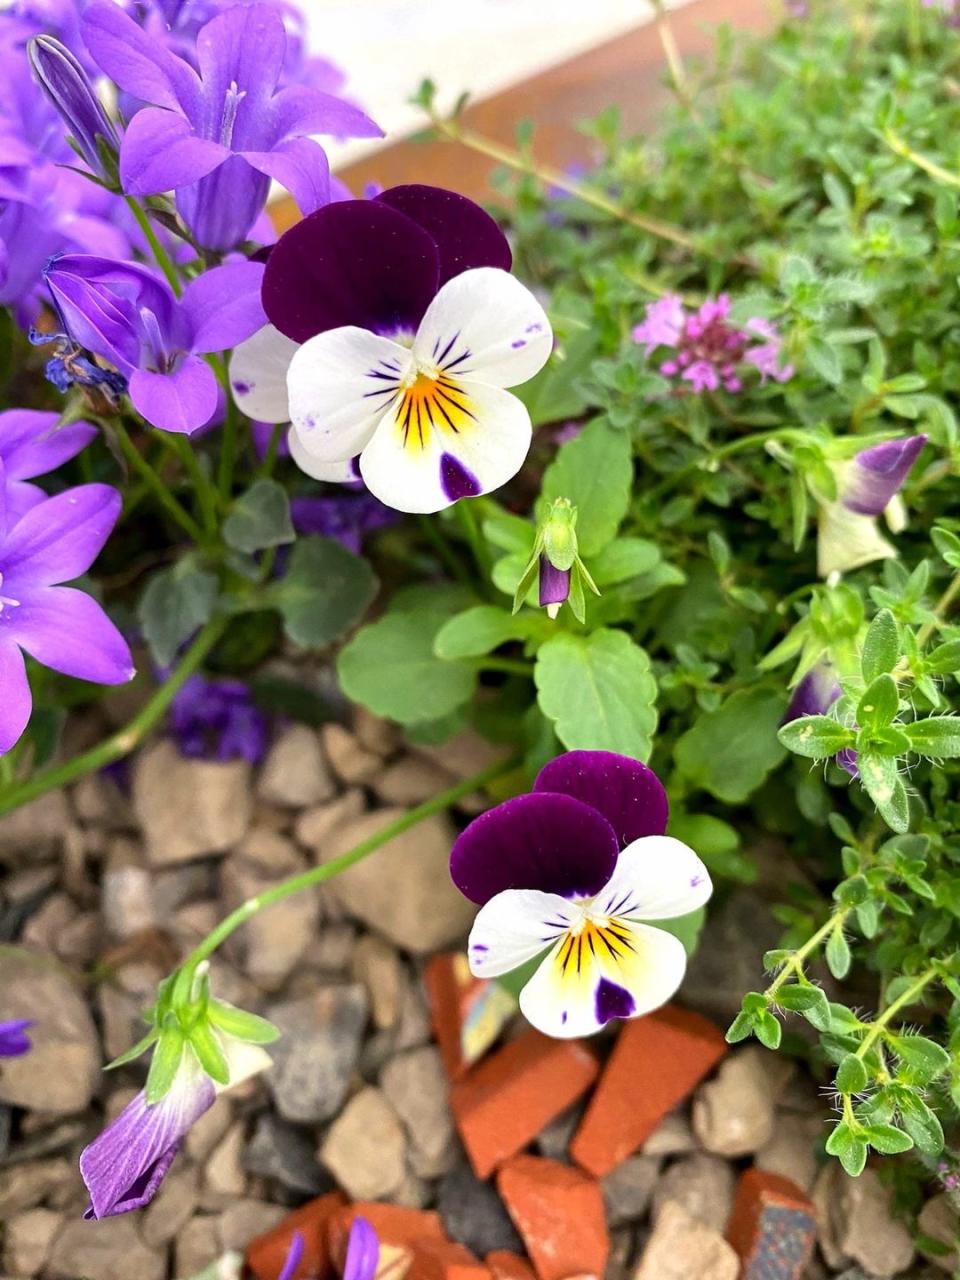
[138,561,218,666]
[265,536,378,649]
[222,479,294,554]
[676,689,788,803]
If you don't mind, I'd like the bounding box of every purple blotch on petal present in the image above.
[440,452,481,503]
[450,791,620,905]
[263,200,440,343]
[595,978,635,1026]
[844,434,927,515]
[375,183,511,285]
[534,750,669,848]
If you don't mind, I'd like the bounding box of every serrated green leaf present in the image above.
[534,628,657,759]
[223,479,294,554]
[268,536,378,650]
[678,688,789,803]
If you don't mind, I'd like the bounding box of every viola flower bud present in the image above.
[0,1019,33,1058]
[817,435,927,578]
[27,35,120,185]
[783,661,858,777]
[514,498,600,622]
[450,750,712,1038]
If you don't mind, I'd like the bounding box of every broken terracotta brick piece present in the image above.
[246,1191,346,1280]
[451,1030,599,1178]
[727,1167,817,1280]
[425,952,517,1080]
[485,1250,537,1280]
[409,1238,490,1280]
[570,1004,727,1177]
[328,1202,446,1268]
[496,1154,609,1280]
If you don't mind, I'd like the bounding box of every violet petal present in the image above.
[534,750,669,847]
[375,184,511,285]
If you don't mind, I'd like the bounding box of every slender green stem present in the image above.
[855,966,940,1062]
[456,500,493,580]
[765,908,851,1000]
[883,128,960,189]
[255,423,286,480]
[893,568,960,681]
[218,378,240,501]
[0,617,227,816]
[417,515,473,587]
[476,657,535,677]
[650,0,697,114]
[180,754,520,972]
[162,433,220,538]
[125,197,182,296]
[644,427,798,502]
[114,421,205,544]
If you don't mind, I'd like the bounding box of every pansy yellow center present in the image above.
[394,368,477,453]
[554,901,635,978]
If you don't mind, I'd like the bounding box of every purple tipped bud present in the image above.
[842,435,927,516]
[27,36,120,182]
[783,663,842,722]
[539,555,570,619]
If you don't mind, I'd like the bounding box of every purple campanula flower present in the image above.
[0,408,97,523]
[817,435,927,578]
[783,661,858,777]
[81,2,381,252]
[231,184,552,513]
[0,1018,33,1057]
[168,673,270,764]
[633,294,793,393]
[27,34,120,181]
[343,1217,379,1280]
[41,254,266,433]
[450,750,712,1039]
[0,484,134,754]
[290,492,396,555]
[80,1035,271,1218]
[277,1232,304,1280]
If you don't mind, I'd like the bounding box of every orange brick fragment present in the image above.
[246,1192,346,1280]
[727,1168,816,1280]
[571,1004,726,1177]
[485,1250,537,1280]
[496,1155,609,1280]
[425,952,517,1080]
[451,1029,599,1179]
[329,1202,445,1267]
[409,1238,490,1280]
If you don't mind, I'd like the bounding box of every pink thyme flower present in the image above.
[632,295,793,393]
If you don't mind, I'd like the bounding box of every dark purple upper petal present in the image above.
[262,199,440,343]
[533,750,669,848]
[449,791,620,905]
[375,184,511,286]
[843,435,928,515]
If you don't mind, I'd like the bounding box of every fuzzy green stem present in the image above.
[476,657,535,677]
[114,420,205,544]
[179,754,519,972]
[855,966,940,1062]
[125,197,182,296]
[765,907,851,1000]
[161,433,220,538]
[883,129,960,189]
[0,616,227,816]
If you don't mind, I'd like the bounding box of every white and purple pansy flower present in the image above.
[0,1018,33,1057]
[230,184,553,513]
[80,1035,270,1219]
[817,434,927,578]
[449,750,712,1039]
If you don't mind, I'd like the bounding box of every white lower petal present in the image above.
[287,426,357,483]
[817,501,897,577]
[519,920,687,1039]
[884,494,907,534]
[220,1035,272,1092]
[467,888,580,979]
[230,324,298,424]
[287,325,410,463]
[358,377,532,514]
[412,267,553,388]
[591,836,712,923]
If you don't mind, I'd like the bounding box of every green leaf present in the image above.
[207,1000,280,1045]
[864,1124,914,1155]
[677,688,789,803]
[858,750,899,807]
[778,714,856,759]
[856,674,899,733]
[435,606,533,660]
[825,927,852,980]
[222,479,294,554]
[105,1029,160,1071]
[925,640,960,674]
[776,983,831,1031]
[861,609,900,681]
[726,1009,757,1044]
[891,1034,950,1084]
[145,1023,186,1104]
[755,1009,782,1050]
[806,337,843,385]
[669,813,755,884]
[905,717,960,758]
[836,1054,868,1094]
[267,536,377,649]
[654,907,705,958]
[539,419,633,555]
[899,1093,944,1155]
[338,585,477,726]
[586,538,660,586]
[188,1019,230,1086]
[137,563,218,667]
[534,628,657,759]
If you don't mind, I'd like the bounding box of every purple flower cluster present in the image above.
[633,294,793,393]
[167,672,270,764]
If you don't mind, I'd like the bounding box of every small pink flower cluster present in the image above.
[632,294,793,394]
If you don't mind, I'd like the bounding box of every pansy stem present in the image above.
[114,421,206,544]
[218,377,241,501]
[125,197,183,297]
[0,616,227,816]
[178,754,520,974]
[161,433,221,538]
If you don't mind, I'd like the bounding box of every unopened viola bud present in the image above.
[539,555,571,620]
[541,498,578,571]
[27,36,120,184]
